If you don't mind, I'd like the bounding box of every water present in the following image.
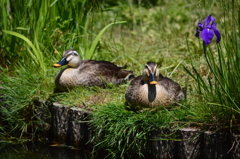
[0,141,93,159]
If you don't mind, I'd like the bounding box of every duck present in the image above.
[53,49,134,92]
[125,61,185,109]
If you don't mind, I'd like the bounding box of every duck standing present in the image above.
[125,61,185,109]
[53,49,133,92]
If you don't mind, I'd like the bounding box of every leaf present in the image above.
[85,21,126,59]
[2,30,45,71]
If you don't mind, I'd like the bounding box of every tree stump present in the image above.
[203,130,231,159]
[178,128,203,159]
[51,102,70,143]
[69,108,91,149]
[151,128,177,159]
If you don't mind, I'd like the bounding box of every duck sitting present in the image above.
[125,61,185,109]
[53,49,134,92]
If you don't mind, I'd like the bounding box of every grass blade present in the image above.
[85,21,126,59]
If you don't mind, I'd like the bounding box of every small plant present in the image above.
[185,4,240,127]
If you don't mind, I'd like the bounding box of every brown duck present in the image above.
[125,61,185,109]
[53,49,133,92]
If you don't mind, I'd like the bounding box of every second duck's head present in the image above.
[143,61,159,85]
[53,49,80,68]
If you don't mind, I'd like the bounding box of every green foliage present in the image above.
[2,30,46,72]
[0,65,52,139]
[90,103,189,158]
[184,0,240,126]
[0,0,91,67]
[84,21,127,59]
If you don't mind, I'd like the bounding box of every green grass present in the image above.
[89,102,191,158]
[1,0,240,158]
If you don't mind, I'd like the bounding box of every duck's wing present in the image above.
[158,74,185,101]
[79,60,134,84]
[125,75,144,104]
[128,75,144,86]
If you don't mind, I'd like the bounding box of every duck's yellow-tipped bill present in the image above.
[53,63,62,67]
[149,81,158,85]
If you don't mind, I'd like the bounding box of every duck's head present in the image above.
[53,49,80,68]
[143,61,159,85]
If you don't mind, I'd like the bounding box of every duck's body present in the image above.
[54,49,133,92]
[125,61,185,109]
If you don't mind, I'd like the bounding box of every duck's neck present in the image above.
[68,58,81,68]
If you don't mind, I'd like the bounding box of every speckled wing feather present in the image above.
[79,60,133,85]
[125,75,144,105]
[158,74,184,101]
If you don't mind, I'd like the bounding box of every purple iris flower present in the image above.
[195,15,221,45]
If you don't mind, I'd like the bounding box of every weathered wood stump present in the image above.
[178,128,203,159]
[231,133,240,159]
[151,129,177,159]
[69,108,91,149]
[203,130,231,159]
[50,102,92,150]
[51,103,70,143]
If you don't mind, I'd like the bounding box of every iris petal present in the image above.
[210,15,215,24]
[201,28,214,45]
[204,15,211,26]
[212,22,217,29]
[195,31,200,37]
[195,22,204,37]
[213,28,221,43]
[198,22,204,31]
[204,15,215,26]
[195,27,200,37]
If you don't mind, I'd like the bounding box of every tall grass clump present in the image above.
[0,0,92,68]
[0,66,52,140]
[90,103,191,158]
[185,0,240,128]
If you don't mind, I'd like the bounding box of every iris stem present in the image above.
[202,41,238,111]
